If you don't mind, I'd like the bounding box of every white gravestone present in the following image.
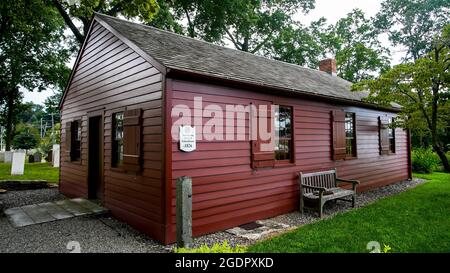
[52,144,60,168]
[4,151,12,163]
[11,151,26,175]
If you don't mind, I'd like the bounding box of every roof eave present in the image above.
[166,67,402,113]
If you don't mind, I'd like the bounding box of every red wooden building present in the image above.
[59,13,412,244]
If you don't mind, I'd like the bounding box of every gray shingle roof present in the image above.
[96,13,368,103]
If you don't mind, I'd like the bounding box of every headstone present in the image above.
[52,144,60,168]
[34,153,41,163]
[4,151,12,163]
[176,176,192,248]
[0,152,4,162]
[11,151,26,175]
[28,154,35,163]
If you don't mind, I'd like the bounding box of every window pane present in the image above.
[113,112,124,167]
[114,113,123,141]
[275,106,292,161]
[346,138,353,155]
[71,120,81,161]
[116,140,123,166]
[388,119,393,138]
[389,118,395,153]
[345,112,356,157]
[76,121,81,141]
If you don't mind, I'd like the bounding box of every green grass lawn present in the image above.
[0,162,59,183]
[247,172,450,253]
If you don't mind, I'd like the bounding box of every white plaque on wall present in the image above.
[179,125,196,152]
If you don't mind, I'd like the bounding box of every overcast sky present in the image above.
[24,0,404,105]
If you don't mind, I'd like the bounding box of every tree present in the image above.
[16,102,46,125]
[375,0,450,61]
[328,9,390,82]
[0,0,70,150]
[44,91,62,123]
[52,0,160,44]
[12,126,39,152]
[353,25,450,172]
[0,88,22,151]
[150,0,315,54]
[265,19,327,68]
[266,9,391,82]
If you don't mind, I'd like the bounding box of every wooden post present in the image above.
[176,176,192,248]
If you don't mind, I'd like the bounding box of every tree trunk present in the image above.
[5,90,14,151]
[241,36,249,52]
[435,146,450,173]
[52,0,85,43]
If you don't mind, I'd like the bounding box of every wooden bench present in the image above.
[299,169,360,218]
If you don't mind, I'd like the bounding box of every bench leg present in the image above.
[300,197,304,214]
[319,201,325,218]
[352,195,356,208]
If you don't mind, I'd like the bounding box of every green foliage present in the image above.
[375,0,450,61]
[248,172,450,253]
[353,25,450,172]
[0,0,70,150]
[12,128,39,151]
[329,9,390,82]
[38,123,61,156]
[265,9,391,81]
[412,148,441,173]
[0,0,71,92]
[174,241,246,253]
[54,0,160,43]
[266,19,327,68]
[150,0,315,54]
[16,102,46,124]
[44,88,63,121]
[14,123,40,139]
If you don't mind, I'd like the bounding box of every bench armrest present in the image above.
[336,178,360,185]
[336,178,360,191]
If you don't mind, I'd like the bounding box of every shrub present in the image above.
[174,241,246,253]
[412,148,441,173]
[12,130,39,151]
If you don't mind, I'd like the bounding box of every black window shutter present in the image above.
[123,108,142,172]
[379,116,390,155]
[332,110,346,160]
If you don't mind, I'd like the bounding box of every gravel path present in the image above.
[0,188,65,208]
[0,178,425,252]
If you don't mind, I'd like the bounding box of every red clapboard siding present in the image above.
[59,21,164,242]
[166,78,409,243]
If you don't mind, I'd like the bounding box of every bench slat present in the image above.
[300,169,336,178]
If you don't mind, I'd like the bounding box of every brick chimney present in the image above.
[319,58,337,76]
